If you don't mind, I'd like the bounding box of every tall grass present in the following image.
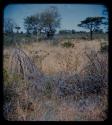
[3,39,108,121]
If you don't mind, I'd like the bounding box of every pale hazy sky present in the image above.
[4,4,108,33]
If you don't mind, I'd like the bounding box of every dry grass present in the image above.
[17,39,102,75]
[3,38,108,121]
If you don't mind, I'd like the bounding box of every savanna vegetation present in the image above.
[3,6,108,121]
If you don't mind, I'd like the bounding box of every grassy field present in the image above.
[3,36,108,121]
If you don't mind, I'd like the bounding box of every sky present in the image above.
[4,4,108,33]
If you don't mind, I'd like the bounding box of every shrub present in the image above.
[57,50,108,98]
[100,41,108,53]
[81,37,88,40]
[4,35,14,46]
[62,41,74,48]
[83,50,108,95]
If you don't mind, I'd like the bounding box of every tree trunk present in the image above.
[90,30,93,40]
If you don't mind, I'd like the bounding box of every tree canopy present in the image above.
[24,15,40,35]
[24,6,61,39]
[78,17,105,40]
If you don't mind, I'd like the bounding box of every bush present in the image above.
[4,35,14,46]
[62,41,74,48]
[81,36,88,40]
[56,50,108,98]
[83,50,108,95]
[100,41,108,53]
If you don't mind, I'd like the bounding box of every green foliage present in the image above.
[4,34,14,46]
[62,41,74,48]
[4,32,108,47]
[78,16,105,40]
[24,15,40,35]
[24,6,61,39]
[78,17,105,28]
[4,34,37,47]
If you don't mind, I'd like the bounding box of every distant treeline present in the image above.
[4,31,108,47]
[4,6,108,41]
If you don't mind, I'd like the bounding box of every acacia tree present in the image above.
[24,6,61,39]
[78,17,105,40]
[24,15,40,35]
[39,6,61,39]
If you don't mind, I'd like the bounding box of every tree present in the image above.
[40,6,61,39]
[24,15,40,35]
[20,31,23,34]
[94,29,103,33]
[72,29,75,34]
[78,17,105,40]
[24,6,61,39]
[4,18,15,34]
[103,7,108,32]
[15,25,21,33]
